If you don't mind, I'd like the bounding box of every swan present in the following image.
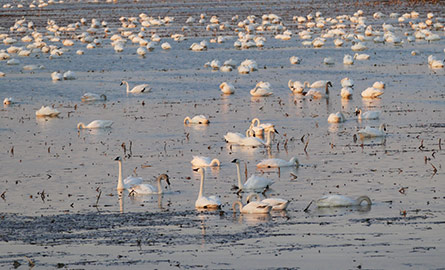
[63,70,76,80]
[81,92,107,102]
[238,127,277,147]
[351,41,368,51]
[35,106,60,117]
[224,130,250,143]
[232,159,274,191]
[233,200,271,214]
[3,97,13,105]
[247,118,274,137]
[115,156,146,192]
[194,167,221,209]
[288,80,308,94]
[304,81,332,99]
[308,80,331,89]
[340,87,353,99]
[361,87,384,98]
[289,56,301,64]
[220,82,235,94]
[341,77,354,88]
[315,194,372,207]
[246,193,289,210]
[256,156,299,168]
[250,81,273,97]
[120,80,151,94]
[343,54,354,65]
[323,57,334,65]
[184,115,209,124]
[77,120,113,129]
[327,112,346,123]
[51,71,62,81]
[129,174,170,195]
[372,81,385,89]
[358,124,386,139]
[191,156,220,167]
[354,53,370,60]
[355,108,381,120]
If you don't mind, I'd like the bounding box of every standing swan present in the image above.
[77,120,113,129]
[129,174,170,195]
[120,80,151,94]
[191,156,220,167]
[194,167,221,209]
[232,159,274,192]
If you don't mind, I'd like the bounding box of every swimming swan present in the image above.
[191,156,221,167]
[81,92,107,102]
[232,199,272,214]
[224,130,250,143]
[315,194,372,207]
[194,167,222,209]
[355,108,381,120]
[115,156,143,191]
[358,124,386,139]
[327,112,346,123]
[250,81,273,97]
[232,158,274,191]
[256,157,299,168]
[246,193,289,210]
[120,80,151,93]
[35,106,60,117]
[238,127,277,147]
[129,174,170,195]
[77,120,113,129]
[184,115,209,124]
[304,81,332,99]
[361,87,384,98]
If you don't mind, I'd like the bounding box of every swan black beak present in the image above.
[231,159,239,163]
[114,156,121,161]
[166,177,171,186]
[192,168,199,172]
[274,129,279,135]
[119,81,123,86]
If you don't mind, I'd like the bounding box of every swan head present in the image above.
[231,158,241,164]
[114,156,122,161]
[100,94,107,101]
[290,156,299,166]
[326,81,332,88]
[77,122,85,129]
[355,107,362,116]
[158,173,170,186]
[120,80,127,86]
[380,123,387,131]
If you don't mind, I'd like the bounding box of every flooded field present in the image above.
[1,0,445,269]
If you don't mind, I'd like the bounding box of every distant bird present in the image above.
[121,80,151,94]
[358,124,386,139]
[327,112,346,123]
[77,120,113,129]
[191,156,220,167]
[184,115,209,124]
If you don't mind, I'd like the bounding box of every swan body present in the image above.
[77,120,113,129]
[51,71,63,81]
[3,97,13,105]
[247,194,289,210]
[358,124,386,138]
[81,92,107,102]
[341,78,354,88]
[233,200,271,214]
[120,80,151,93]
[355,108,381,120]
[123,176,143,188]
[232,159,274,191]
[238,128,276,147]
[220,82,235,94]
[316,195,372,207]
[250,81,273,97]
[305,81,331,99]
[361,87,384,98]
[351,42,368,51]
[327,112,346,123]
[129,174,170,195]
[191,156,220,167]
[256,157,299,168]
[35,106,60,117]
[324,57,335,65]
[354,53,370,60]
[288,80,307,94]
[341,87,353,99]
[289,56,301,64]
[194,167,221,209]
[63,70,76,80]
[184,115,209,124]
[224,130,251,143]
[308,80,331,89]
[372,81,385,89]
[343,54,354,65]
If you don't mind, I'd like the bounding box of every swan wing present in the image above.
[191,156,211,167]
[224,132,245,143]
[242,201,271,214]
[244,175,274,191]
[131,84,150,93]
[316,195,355,207]
[123,176,143,188]
[262,198,289,210]
[129,183,157,195]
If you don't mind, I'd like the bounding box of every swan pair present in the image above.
[184,115,209,124]
[305,195,371,210]
[238,127,277,147]
[191,156,220,167]
[194,167,222,209]
[358,124,386,139]
[121,80,151,94]
[115,156,170,195]
[232,159,274,192]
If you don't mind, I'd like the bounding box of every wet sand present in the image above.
[1,0,445,269]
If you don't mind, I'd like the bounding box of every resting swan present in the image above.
[232,159,274,192]
[250,81,273,97]
[77,120,113,129]
[220,82,235,94]
[247,118,275,137]
[191,156,220,167]
[129,174,170,195]
[233,200,271,214]
[288,80,308,94]
[247,193,289,210]
[327,112,346,123]
[256,157,299,168]
[35,106,60,117]
[184,115,209,124]
[238,128,277,147]
[224,130,250,144]
[81,92,107,102]
[358,124,386,139]
[120,80,151,93]
[194,167,221,209]
[361,87,384,98]
[315,194,372,207]
[304,81,332,99]
[355,108,381,120]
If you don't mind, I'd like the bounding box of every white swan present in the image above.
[77,120,113,129]
[63,70,76,80]
[305,81,332,99]
[250,81,273,97]
[238,127,277,147]
[191,156,220,167]
[361,87,384,98]
[341,77,354,88]
[256,157,299,168]
[184,115,209,124]
[288,80,308,94]
[35,106,60,117]
[120,80,151,94]
[247,118,275,137]
[219,82,235,94]
[358,124,386,139]
[129,174,170,195]
[351,41,368,51]
[233,200,271,214]
[372,81,385,89]
[224,130,250,143]
[232,159,274,191]
[246,193,289,211]
[308,80,331,89]
[51,71,63,81]
[341,87,353,99]
[194,167,221,209]
[315,195,372,207]
[81,93,107,102]
[354,53,370,60]
[289,56,301,64]
[116,156,143,191]
[3,97,14,105]
[327,112,346,123]
[343,54,354,65]
[355,108,381,120]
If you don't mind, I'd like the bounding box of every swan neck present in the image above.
[117,160,124,191]
[325,83,330,94]
[246,193,259,203]
[251,118,260,127]
[77,123,85,129]
[123,81,130,92]
[157,175,163,194]
[265,129,272,146]
[356,196,372,205]
[235,162,243,188]
[232,201,243,212]
[184,117,190,124]
[198,169,205,198]
[210,159,220,167]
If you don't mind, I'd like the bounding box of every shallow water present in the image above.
[1,0,445,269]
